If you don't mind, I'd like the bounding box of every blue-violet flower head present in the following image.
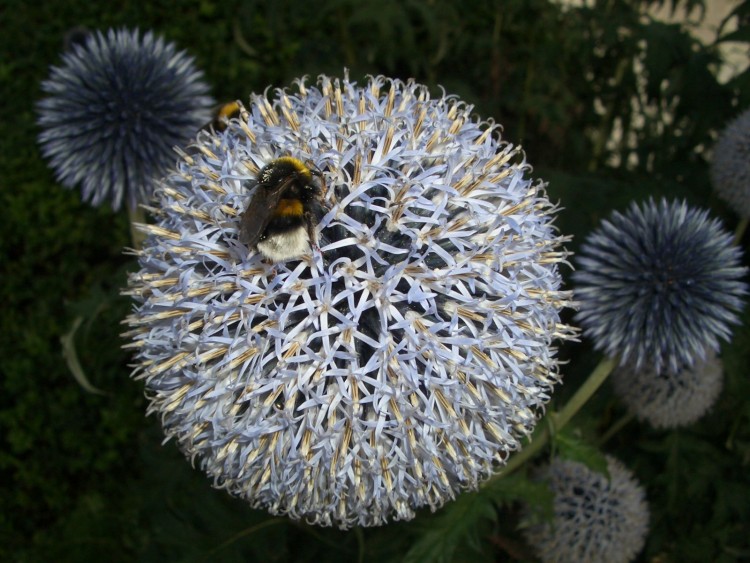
[123,74,575,528]
[573,198,747,375]
[711,108,750,218]
[612,352,723,429]
[523,456,649,563]
[37,28,214,210]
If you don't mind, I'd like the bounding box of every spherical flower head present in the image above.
[573,198,747,375]
[711,108,750,217]
[36,28,215,211]
[612,352,723,429]
[123,74,575,528]
[523,456,649,563]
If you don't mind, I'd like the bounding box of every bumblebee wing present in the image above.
[238,177,295,246]
[239,188,273,246]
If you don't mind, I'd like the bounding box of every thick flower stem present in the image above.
[488,356,618,481]
[734,216,748,245]
[554,356,617,429]
[598,411,636,446]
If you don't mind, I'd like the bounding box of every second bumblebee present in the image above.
[239,156,326,262]
[202,101,242,133]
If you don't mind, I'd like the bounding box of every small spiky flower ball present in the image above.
[711,108,750,218]
[574,199,747,375]
[612,353,723,429]
[123,74,575,528]
[37,28,214,211]
[523,456,649,563]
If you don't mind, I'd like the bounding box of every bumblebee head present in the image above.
[259,156,325,199]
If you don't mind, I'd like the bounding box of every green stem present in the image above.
[734,216,748,246]
[487,356,617,482]
[554,356,617,429]
[587,58,630,172]
[128,202,146,250]
[355,526,365,563]
[201,518,284,561]
[598,411,635,446]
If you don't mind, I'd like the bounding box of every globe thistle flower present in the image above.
[711,108,750,218]
[123,74,575,528]
[37,28,214,211]
[574,199,747,376]
[611,352,723,429]
[522,456,649,563]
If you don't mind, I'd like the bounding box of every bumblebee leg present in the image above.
[260,257,277,277]
[305,211,321,254]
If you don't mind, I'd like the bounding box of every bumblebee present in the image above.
[239,156,326,262]
[201,101,242,133]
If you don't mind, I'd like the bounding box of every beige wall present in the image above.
[650,0,747,83]
[555,0,748,83]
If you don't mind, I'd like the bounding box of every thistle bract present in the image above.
[123,74,575,528]
[37,28,214,210]
[574,199,747,375]
[523,456,649,563]
[711,108,750,218]
[612,353,723,429]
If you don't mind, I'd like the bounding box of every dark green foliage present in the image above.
[552,429,610,478]
[402,475,554,563]
[2,0,749,561]
[403,491,500,563]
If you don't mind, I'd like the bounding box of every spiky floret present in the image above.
[523,456,649,563]
[612,352,723,429]
[37,28,214,210]
[574,198,747,375]
[711,108,750,218]
[123,74,575,528]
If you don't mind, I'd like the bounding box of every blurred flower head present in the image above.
[574,198,747,375]
[123,74,575,528]
[37,28,214,211]
[612,352,723,429]
[523,456,649,563]
[711,108,750,218]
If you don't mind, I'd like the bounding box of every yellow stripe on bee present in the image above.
[217,101,241,120]
[274,199,304,217]
[274,156,313,182]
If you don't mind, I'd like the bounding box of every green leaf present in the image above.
[482,472,555,510]
[403,491,497,563]
[60,316,107,396]
[553,429,610,478]
[403,473,555,563]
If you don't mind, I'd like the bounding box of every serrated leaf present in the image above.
[402,491,497,563]
[553,429,610,478]
[486,473,556,534]
[482,472,555,509]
